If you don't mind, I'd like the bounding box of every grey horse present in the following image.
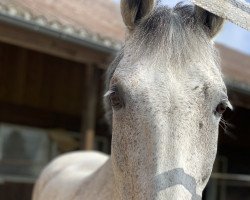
[32,0,231,199]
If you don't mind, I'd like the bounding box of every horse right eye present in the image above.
[216,102,227,115]
[214,99,231,116]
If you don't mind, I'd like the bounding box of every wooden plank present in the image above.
[50,61,85,115]
[0,44,27,104]
[0,42,91,115]
[23,51,44,108]
[13,48,28,104]
[0,21,111,65]
[81,64,98,150]
[48,58,68,112]
[192,0,250,31]
[61,63,85,114]
[0,182,34,200]
[0,44,9,101]
[212,173,250,182]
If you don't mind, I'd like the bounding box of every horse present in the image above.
[32,0,231,199]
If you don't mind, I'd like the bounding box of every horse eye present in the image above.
[109,87,123,110]
[215,101,228,116]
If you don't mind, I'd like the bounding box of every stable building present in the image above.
[0,0,123,199]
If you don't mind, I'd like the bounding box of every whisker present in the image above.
[219,118,237,139]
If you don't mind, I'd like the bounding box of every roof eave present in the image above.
[0,12,120,55]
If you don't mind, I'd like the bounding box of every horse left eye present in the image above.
[109,87,123,110]
[215,101,228,115]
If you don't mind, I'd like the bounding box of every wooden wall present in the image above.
[0,182,33,200]
[0,42,85,114]
[0,41,106,132]
[0,40,109,200]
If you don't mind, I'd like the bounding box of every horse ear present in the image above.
[195,6,224,38]
[121,0,156,30]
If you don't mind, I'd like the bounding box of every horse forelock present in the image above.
[127,3,220,67]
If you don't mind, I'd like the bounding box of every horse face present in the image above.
[105,1,229,199]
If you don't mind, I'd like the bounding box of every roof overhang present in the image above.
[0,11,119,54]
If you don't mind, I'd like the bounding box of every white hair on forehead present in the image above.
[125,3,220,68]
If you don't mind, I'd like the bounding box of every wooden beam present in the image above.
[81,64,98,150]
[192,0,250,31]
[0,21,111,65]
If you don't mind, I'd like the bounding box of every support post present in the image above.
[81,64,98,150]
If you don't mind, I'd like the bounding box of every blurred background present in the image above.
[0,0,249,200]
